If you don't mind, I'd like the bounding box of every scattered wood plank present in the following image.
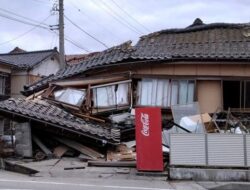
[88,161,136,167]
[4,160,39,175]
[64,166,85,170]
[32,135,53,158]
[74,113,106,123]
[25,89,46,100]
[78,154,95,162]
[107,151,136,161]
[54,137,104,159]
[53,145,69,158]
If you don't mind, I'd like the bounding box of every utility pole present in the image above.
[59,0,65,69]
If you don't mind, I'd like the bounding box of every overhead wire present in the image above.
[0,7,50,28]
[0,12,49,30]
[64,14,109,48]
[49,29,91,53]
[64,37,90,53]
[0,15,51,46]
[109,0,151,33]
[90,0,143,35]
[30,0,53,7]
[0,8,89,52]
[68,0,123,42]
[98,0,144,35]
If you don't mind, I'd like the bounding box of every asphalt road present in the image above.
[0,178,173,190]
[0,169,175,190]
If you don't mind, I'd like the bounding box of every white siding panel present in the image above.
[207,134,244,167]
[170,134,206,166]
[246,135,250,166]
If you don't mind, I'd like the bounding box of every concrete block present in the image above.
[14,122,32,157]
[169,167,250,181]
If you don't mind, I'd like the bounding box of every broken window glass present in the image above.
[93,83,129,107]
[137,78,195,107]
[54,88,86,106]
[171,102,205,133]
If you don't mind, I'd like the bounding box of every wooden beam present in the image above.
[88,161,136,167]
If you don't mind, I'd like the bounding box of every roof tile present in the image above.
[24,20,250,94]
[0,98,120,143]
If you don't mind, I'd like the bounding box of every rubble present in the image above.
[6,75,250,176]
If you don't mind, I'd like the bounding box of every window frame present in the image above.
[136,78,196,108]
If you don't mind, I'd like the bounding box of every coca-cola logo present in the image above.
[141,113,149,136]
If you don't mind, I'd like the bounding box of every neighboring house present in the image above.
[23,19,250,114]
[0,58,12,100]
[0,47,60,98]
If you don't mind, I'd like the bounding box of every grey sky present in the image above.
[0,0,249,54]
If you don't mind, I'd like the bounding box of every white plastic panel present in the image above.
[170,134,206,166]
[207,134,244,167]
[245,135,250,166]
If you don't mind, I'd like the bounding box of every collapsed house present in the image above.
[0,18,250,170]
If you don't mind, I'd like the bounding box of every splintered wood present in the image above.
[54,137,104,159]
[107,143,136,161]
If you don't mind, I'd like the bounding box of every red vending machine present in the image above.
[135,107,163,171]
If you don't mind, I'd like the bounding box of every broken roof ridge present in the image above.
[0,97,120,143]
[102,40,134,52]
[53,41,135,76]
[139,19,250,39]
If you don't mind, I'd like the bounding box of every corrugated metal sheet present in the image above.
[246,135,250,166]
[207,134,244,167]
[170,134,206,166]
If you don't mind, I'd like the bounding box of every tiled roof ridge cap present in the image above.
[0,47,58,56]
[140,21,250,39]
[103,40,134,53]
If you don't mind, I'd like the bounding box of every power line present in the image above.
[0,9,88,52]
[0,3,90,53]
[50,29,90,53]
[0,12,49,30]
[68,0,123,42]
[109,0,151,33]
[90,0,142,35]
[30,0,53,7]
[64,15,109,48]
[0,15,51,46]
[0,7,49,28]
[98,0,144,35]
[65,37,90,53]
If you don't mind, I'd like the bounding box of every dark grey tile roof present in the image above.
[0,57,13,66]
[0,48,58,69]
[23,41,136,94]
[23,19,250,95]
[133,21,250,59]
[0,98,120,144]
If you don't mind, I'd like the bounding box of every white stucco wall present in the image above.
[11,55,60,97]
[30,56,60,76]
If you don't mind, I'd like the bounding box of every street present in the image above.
[0,178,174,190]
[3,168,250,190]
[0,170,175,190]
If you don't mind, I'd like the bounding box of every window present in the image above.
[54,88,86,107]
[0,76,6,95]
[223,80,250,109]
[137,78,195,107]
[92,82,129,108]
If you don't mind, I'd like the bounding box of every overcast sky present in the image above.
[0,0,249,55]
